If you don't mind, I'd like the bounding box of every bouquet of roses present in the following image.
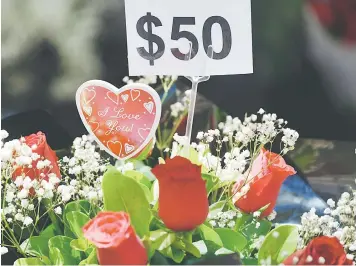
[1,76,354,265]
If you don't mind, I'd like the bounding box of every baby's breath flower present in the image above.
[54,206,62,215]
[23,216,33,226]
[253,211,261,218]
[267,210,277,221]
[1,246,8,255]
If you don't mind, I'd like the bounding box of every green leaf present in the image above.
[129,138,154,160]
[64,200,91,218]
[125,170,152,188]
[70,239,89,252]
[160,246,185,264]
[102,167,151,237]
[187,146,200,165]
[150,230,176,251]
[215,228,247,252]
[186,242,238,265]
[150,251,170,265]
[192,240,225,256]
[27,236,50,257]
[49,247,64,266]
[66,211,90,239]
[41,256,52,265]
[182,240,201,258]
[85,247,94,257]
[39,224,56,239]
[140,183,154,203]
[198,224,223,246]
[242,219,272,244]
[49,236,81,265]
[14,258,46,265]
[64,226,76,238]
[235,213,253,231]
[258,224,299,265]
[208,201,226,219]
[79,248,98,265]
[202,173,219,194]
[138,165,156,181]
[63,200,91,238]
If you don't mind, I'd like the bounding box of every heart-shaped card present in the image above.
[76,80,161,160]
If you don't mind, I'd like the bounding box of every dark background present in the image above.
[2,0,356,185]
[2,0,356,141]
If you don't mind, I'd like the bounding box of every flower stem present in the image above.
[42,199,62,235]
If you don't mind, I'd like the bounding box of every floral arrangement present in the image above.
[1,76,355,265]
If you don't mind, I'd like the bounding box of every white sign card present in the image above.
[124,0,253,76]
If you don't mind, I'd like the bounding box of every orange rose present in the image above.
[82,211,147,265]
[233,148,296,218]
[284,236,353,265]
[13,132,61,181]
[151,156,208,231]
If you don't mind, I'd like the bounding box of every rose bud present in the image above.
[83,211,148,265]
[13,131,61,181]
[233,148,296,218]
[151,156,208,231]
[283,236,353,265]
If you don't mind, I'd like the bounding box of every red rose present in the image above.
[233,148,296,218]
[151,156,208,231]
[83,211,148,265]
[284,236,353,265]
[13,132,61,181]
[309,0,356,44]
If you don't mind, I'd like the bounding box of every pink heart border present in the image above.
[75,80,161,160]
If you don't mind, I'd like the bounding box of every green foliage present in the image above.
[48,236,81,265]
[125,170,154,203]
[198,224,223,246]
[21,236,50,257]
[39,224,56,239]
[13,159,289,266]
[150,230,177,251]
[160,246,185,263]
[14,258,46,265]
[49,247,64,265]
[215,228,247,252]
[201,173,219,194]
[102,167,151,237]
[64,200,91,218]
[79,248,98,265]
[258,224,299,265]
[15,200,97,266]
[70,239,89,252]
[66,211,90,239]
[63,200,92,238]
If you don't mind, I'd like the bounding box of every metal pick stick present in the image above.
[183,44,213,156]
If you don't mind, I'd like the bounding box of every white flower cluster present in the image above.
[299,191,356,262]
[170,90,191,118]
[58,135,109,205]
[215,110,298,150]
[209,210,240,229]
[195,110,298,184]
[1,130,61,229]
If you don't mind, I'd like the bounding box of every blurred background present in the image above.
[1,0,356,221]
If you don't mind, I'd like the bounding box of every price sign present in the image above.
[124,0,253,76]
